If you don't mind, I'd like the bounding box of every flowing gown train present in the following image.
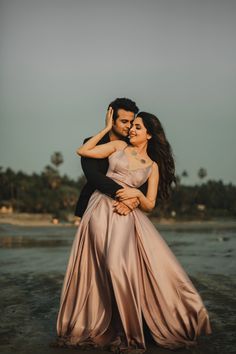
[56,147,212,353]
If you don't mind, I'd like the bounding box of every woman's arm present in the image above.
[77,135,126,158]
[76,107,127,158]
[116,162,159,212]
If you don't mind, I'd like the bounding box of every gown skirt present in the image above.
[56,148,212,353]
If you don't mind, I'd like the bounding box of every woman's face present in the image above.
[129,117,151,145]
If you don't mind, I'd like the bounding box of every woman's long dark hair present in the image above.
[137,112,177,201]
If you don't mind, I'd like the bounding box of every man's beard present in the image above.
[112,127,129,141]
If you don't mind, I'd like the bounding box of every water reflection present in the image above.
[0,236,70,248]
[0,224,235,354]
[0,224,235,275]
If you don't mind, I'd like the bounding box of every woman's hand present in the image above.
[105,107,114,131]
[116,187,141,201]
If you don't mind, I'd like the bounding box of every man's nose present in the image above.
[127,122,132,129]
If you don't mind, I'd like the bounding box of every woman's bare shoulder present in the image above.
[111,140,128,151]
[150,161,159,175]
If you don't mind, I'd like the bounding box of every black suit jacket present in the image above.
[74,133,148,217]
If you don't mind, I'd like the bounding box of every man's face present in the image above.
[112,109,135,138]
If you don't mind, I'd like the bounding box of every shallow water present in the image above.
[0,223,236,354]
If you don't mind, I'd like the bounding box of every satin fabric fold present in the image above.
[56,148,212,353]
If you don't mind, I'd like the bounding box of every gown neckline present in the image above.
[120,149,153,172]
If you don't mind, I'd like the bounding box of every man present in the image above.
[74,97,148,218]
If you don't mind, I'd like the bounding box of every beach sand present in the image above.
[2,271,232,354]
[1,212,236,230]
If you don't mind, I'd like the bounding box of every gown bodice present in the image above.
[106,149,153,188]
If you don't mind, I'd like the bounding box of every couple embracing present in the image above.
[55,98,212,353]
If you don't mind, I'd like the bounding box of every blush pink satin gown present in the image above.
[56,147,212,353]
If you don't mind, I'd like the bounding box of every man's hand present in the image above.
[112,197,140,215]
[119,197,140,210]
[105,106,113,131]
[112,201,131,215]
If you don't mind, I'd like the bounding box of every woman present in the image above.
[55,108,212,353]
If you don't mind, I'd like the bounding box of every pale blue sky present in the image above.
[0,0,236,184]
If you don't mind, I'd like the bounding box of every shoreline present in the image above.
[0,212,236,230]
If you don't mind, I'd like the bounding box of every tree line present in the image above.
[0,152,235,220]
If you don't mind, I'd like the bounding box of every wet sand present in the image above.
[0,223,235,354]
[1,212,236,231]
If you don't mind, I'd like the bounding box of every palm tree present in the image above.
[181,170,189,178]
[181,170,189,185]
[198,168,207,182]
[51,152,63,171]
[43,165,61,190]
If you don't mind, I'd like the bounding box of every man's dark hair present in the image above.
[108,97,139,122]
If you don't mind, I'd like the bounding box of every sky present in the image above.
[0,0,236,185]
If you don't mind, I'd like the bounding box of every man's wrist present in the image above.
[137,190,143,198]
[121,201,132,210]
[122,199,139,210]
